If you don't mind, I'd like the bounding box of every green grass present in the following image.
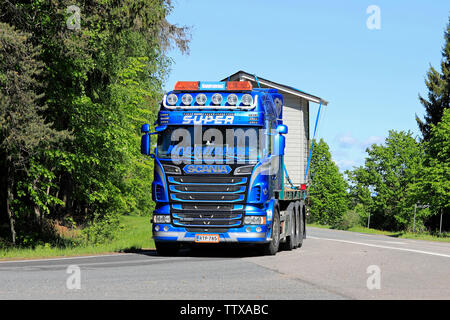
[0,215,155,261]
[307,223,450,243]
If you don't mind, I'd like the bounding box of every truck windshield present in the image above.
[157,126,262,163]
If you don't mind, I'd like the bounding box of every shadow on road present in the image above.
[123,244,267,258]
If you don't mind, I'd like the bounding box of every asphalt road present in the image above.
[0,227,449,300]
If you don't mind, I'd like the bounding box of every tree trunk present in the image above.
[6,166,16,245]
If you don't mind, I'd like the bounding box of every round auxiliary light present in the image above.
[166,93,178,105]
[211,93,223,105]
[181,93,193,105]
[241,94,253,106]
[196,93,207,105]
[227,94,238,106]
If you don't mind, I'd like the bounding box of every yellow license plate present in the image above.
[195,234,220,243]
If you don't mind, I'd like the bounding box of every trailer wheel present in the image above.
[155,241,180,256]
[260,207,280,255]
[281,203,295,251]
[292,202,300,248]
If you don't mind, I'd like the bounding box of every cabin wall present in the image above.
[282,96,309,186]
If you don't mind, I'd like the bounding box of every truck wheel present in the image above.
[297,202,305,248]
[281,203,295,251]
[260,207,280,255]
[155,241,180,256]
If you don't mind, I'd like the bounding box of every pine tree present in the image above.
[417,17,450,141]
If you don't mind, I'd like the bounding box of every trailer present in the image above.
[140,70,328,255]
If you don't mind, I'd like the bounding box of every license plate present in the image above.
[195,234,220,243]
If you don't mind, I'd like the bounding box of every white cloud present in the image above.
[361,136,385,148]
[336,132,358,148]
[333,159,359,171]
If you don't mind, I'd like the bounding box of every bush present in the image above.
[81,213,122,245]
[332,210,361,230]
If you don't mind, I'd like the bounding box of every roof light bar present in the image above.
[226,81,252,91]
[162,94,258,110]
[174,81,199,91]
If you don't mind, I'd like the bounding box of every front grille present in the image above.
[180,204,234,211]
[170,176,246,184]
[165,165,252,228]
[186,228,229,233]
[172,193,243,202]
[171,185,245,193]
[172,211,243,227]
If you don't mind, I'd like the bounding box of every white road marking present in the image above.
[367,240,408,245]
[308,236,450,258]
[0,258,181,269]
[0,253,132,264]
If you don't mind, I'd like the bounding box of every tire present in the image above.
[281,203,295,251]
[293,202,300,248]
[297,201,305,248]
[155,241,180,256]
[260,207,280,255]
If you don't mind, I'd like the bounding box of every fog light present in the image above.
[246,227,251,233]
[256,227,262,232]
[166,94,178,105]
[181,93,193,105]
[196,93,207,105]
[227,94,238,105]
[241,94,253,106]
[211,93,223,105]
[155,225,160,231]
[164,226,169,232]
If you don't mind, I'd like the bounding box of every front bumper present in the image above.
[152,223,270,243]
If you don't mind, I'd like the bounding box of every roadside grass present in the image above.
[307,223,450,243]
[0,214,155,261]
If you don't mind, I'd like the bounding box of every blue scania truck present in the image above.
[141,74,326,256]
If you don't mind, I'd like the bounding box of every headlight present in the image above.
[234,165,254,175]
[181,93,193,105]
[227,94,238,105]
[241,94,253,106]
[211,93,223,105]
[153,215,171,224]
[167,94,178,105]
[162,164,181,175]
[196,93,207,105]
[244,216,266,225]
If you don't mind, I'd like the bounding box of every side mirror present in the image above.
[141,123,150,133]
[274,134,286,156]
[141,134,150,155]
[141,124,167,135]
[276,124,288,135]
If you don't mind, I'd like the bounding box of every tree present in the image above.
[347,131,424,231]
[309,139,349,227]
[412,109,450,231]
[0,22,66,244]
[0,1,190,246]
[416,17,450,141]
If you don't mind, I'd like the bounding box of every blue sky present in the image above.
[165,0,449,171]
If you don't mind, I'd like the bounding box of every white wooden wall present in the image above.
[282,96,309,185]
